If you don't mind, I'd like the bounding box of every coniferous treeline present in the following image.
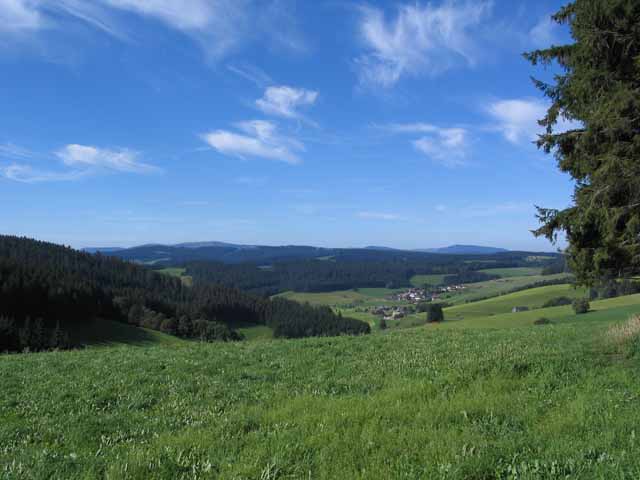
[183,254,555,295]
[0,236,369,352]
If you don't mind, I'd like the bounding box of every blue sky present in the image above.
[0,0,575,251]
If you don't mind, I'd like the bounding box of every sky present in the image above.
[0,0,576,251]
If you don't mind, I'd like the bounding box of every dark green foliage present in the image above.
[0,236,370,352]
[379,318,387,330]
[426,304,445,323]
[182,252,562,295]
[527,0,640,284]
[542,296,573,308]
[541,257,569,275]
[534,317,553,325]
[572,298,590,314]
[442,271,499,285]
[416,302,430,313]
[594,279,640,299]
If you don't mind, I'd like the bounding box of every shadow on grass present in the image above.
[69,319,172,347]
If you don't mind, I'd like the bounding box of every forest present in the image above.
[181,252,560,295]
[0,235,369,353]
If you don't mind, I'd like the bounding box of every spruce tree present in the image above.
[527,0,640,285]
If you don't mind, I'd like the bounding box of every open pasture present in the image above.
[444,284,588,321]
[438,273,574,305]
[478,267,542,278]
[3,302,640,479]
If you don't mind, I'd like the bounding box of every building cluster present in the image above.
[370,305,412,321]
[390,285,467,303]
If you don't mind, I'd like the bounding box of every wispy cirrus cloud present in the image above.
[0,0,42,33]
[256,85,318,119]
[0,163,87,183]
[0,143,160,183]
[57,144,158,173]
[355,1,492,88]
[357,211,403,221]
[529,14,561,48]
[384,123,469,167]
[201,120,303,165]
[486,98,580,144]
[0,142,36,159]
[0,0,305,59]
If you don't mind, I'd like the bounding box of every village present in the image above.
[363,284,467,322]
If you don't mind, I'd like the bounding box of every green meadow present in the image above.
[2,297,640,479]
[479,267,543,278]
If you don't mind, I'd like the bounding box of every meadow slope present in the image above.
[2,299,640,479]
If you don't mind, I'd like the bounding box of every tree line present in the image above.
[182,253,557,295]
[0,236,369,353]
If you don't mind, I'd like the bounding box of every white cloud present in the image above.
[0,0,42,33]
[358,211,402,221]
[256,85,318,119]
[529,15,560,48]
[487,98,546,143]
[227,63,272,88]
[0,142,159,183]
[356,1,492,87]
[486,98,579,145]
[385,123,469,167]
[0,0,304,59]
[0,142,36,159]
[56,144,157,173]
[0,163,86,183]
[202,120,303,165]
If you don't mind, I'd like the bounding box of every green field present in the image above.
[68,318,186,348]
[479,267,543,278]
[276,288,403,307]
[156,267,193,286]
[3,295,640,478]
[444,284,588,321]
[410,274,450,286]
[438,273,574,305]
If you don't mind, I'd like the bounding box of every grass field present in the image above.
[2,297,640,478]
[410,274,450,286]
[156,267,193,286]
[439,273,574,305]
[479,267,543,278]
[444,284,588,321]
[68,318,186,348]
[441,293,640,330]
[276,288,403,307]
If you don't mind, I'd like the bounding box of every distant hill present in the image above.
[83,242,517,264]
[0,235,370,353]
[82,247,126,254]
[416,245,510,255]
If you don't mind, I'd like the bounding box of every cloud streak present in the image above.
[256,85,318,119]
[486,98,580,144]
[202,120,303,165]
[384,123,469,167]
[358,211,403,221]
[356,1,492,87]
[0,0,305,59]
[0,143,160,182]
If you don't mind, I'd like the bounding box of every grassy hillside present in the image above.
[2,302,640,478]
[443,293,640,330]
[478,267,542,278]
[276,288,403,307]
[444,284,588,321]
[67,319,187,348]
[439,273,574,305]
